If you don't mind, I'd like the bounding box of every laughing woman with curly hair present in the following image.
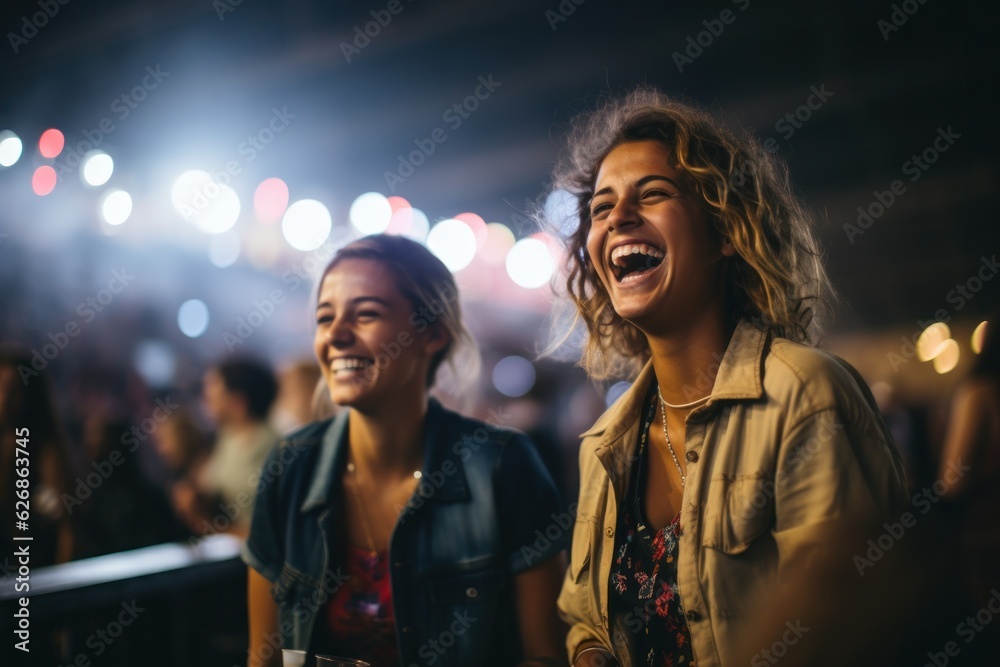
[552,89,909,667]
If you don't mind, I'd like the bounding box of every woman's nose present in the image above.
[606,197,638,233]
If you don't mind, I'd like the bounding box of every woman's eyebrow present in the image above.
[315,296,390,311]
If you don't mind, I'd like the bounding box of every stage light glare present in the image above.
[0,131,22,167]
[253,177,289,224]
[349,192,392,234]
[282,199,332,251]
[177,299,210,338]
[427,218,476,272]
[505,238,554,288]
[492,356,536,398]
[101,190,133,225]
[82,151,114,186]
[39,128,64,158]
[32,165,57,196]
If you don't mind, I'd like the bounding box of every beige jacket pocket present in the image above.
[702,474,775,554]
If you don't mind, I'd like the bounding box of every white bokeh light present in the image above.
[209,231,241,268]
[349,192,392,234]
[82,151,114,186]
[177,299,210,338]
[545,188,579,235]
[282,199,332,251]
[133,341,176,388]
[492,356,537,398]
[101,190,133,226]
[932,339,960,374]
[427,218,477,272]
[402,208,430,243]
[171,170,241,234]
[505,237,555,288]
[0,131,23,167]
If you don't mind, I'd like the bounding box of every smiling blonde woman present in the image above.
[552,88,909,667]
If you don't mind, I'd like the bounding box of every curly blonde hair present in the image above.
[551,87,835,380]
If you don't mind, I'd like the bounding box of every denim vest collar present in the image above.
[299,398,469,513]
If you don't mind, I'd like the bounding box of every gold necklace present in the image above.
[345,460,424,558]
[345,461,378,557]
[656,385,686,489]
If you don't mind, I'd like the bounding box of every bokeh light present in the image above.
[38,128,65,158]
[171,170,240,234]
[253,177,289,224]
[209,231,241,268]
[427,218,477,271]
[606,381,632,408]
[31,165,57,196]
[177,299,210,338]
[82,151,114,187]
[916,322,952,361]
[545,188,579,235]
[101,190,133,225]
[454,212,488,248]
[0,131,22,167]
[282,199,332,251]
[971,321,988,354]
[133,341,176,389]
[492,355,537,398]
[481,223,516,265]
[401,208,430,243]
[385,196,413,235]
[932,339,960,374]
[349,192,392,234]
[505,237,555,288]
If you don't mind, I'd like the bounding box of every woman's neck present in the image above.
[647,313,735,406]
[347,395,427,480]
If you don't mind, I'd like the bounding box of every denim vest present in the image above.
[242,399,565,667]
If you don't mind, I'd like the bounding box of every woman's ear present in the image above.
[721,236,737,257]
[422,323,451,358]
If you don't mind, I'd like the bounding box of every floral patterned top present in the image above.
[313,546,398,667]
[608,390,695,667]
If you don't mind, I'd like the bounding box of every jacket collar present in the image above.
[300,398,467,513]
[581,318,769,445]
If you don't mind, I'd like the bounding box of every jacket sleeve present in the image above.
[771,373,909,584]
[240,443,287,583]
[556,438,614,661]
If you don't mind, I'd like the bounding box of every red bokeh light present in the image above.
[38,129,65,158]
[253,177,289,224]
[32,165,57,195]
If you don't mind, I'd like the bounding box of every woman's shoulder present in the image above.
[765,336,877,416]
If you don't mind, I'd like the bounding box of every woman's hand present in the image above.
[572,641,617,666]
[514,553,569,665]
[247,568,281,667]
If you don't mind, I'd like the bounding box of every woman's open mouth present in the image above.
[609,243,665,283]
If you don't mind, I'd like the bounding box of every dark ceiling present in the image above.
[1,0,996,331]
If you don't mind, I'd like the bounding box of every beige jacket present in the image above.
[557,320,908,666]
